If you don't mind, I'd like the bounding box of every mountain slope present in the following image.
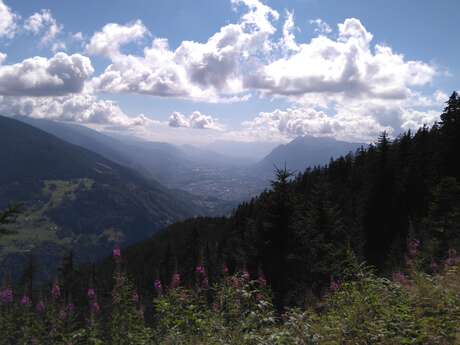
[0,115,207,279]
[14,117,265,204]
[255,135,364,175]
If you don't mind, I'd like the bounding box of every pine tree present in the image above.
[440,91,460,177]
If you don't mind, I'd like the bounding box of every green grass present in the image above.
[0,179,94,256]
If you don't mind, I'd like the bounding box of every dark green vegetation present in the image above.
[1,92,460,344]
[1,250,459,344]
[84,92,460,312]
[0,115,215,280]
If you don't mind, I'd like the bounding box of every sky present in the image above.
[0,0,458,145]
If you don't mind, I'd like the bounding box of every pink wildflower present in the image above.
[36,301,45,313]
[258,273,267,287]
[20,294,31,307]
[393,271,410,287]
[113,244,121,261]
[0,287,13,304]
[51,279,60,300]
[132,291,139,303]
[170,272,181,289]
[91,301,100,314]
[329,278,340,292]
[87,288,96,300]
[154,279,163,295]
[196,265,206,276]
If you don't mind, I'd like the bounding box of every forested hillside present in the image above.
[87,92,460,311]
[1,93,460,344]
[0,115,211,280]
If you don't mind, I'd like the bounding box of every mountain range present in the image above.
[0,115,214,279]
[0,114,365,280]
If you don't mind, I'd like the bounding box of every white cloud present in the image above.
[246,18,435,101]
[241,93,444,143]
[24,9,63,47]
[0,93,148,127]
[86,20,148,58]
[281,11,299,52]
[169,111,223,130]
[89,0,278,102]
[309,18,332,35]
[0,52,94,97]
[0,52,6,64]
[0,0,18,38]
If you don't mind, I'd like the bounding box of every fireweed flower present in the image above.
[258,273,267,288]
[393,271,410,287]
[51,279,61,300]
[0,287,13,304]
[154,279,163,295]
[113,244,121,262]
[408,239,420,258]
[91,301,100,314]
[196,265,206,276]
[36,301,45,313]
[329,278,340,292]
[20,294,31,307]
[430,260,439,272]
[87,288,96,300]
[201,277,209,290]
[223,265,229,275]
[170,272,181,289]
[67,303,75,314]
[242,270,250,281]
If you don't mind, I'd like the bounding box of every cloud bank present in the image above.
[0,0,447,142]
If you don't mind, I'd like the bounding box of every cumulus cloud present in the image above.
[0,52,6,64]
[85,0,436,114]
[309,18,332,35]
[24,9,63,47]
[0,52,94,97]
[169,111,223,130]
[86,20,148,58]
[0,93,148,127]
[246,18,435,101]
[89,0,278,101]
[241,92,444,143]
[0,0,18,38]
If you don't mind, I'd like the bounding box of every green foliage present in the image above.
[1,258,460,344]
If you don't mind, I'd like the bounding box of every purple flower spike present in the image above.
[20,295,31,307]
[67,303,75,314]
[407,238,420,258]
[393,271,410,287]
[242,270,250,281]
[258,273,267,287]
[201,277,209,290]
[154,279,163,295]
[91,301,100,314]
[113,244,121,261]
[0,287,13,304]
[329,279,340,292]
[36,301,45,313]
[51,279,61,300]
[170,272,181,289]
[87,288,96,300]
[132,291,139,303]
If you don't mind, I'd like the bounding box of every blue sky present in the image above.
[0,0,457,144]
